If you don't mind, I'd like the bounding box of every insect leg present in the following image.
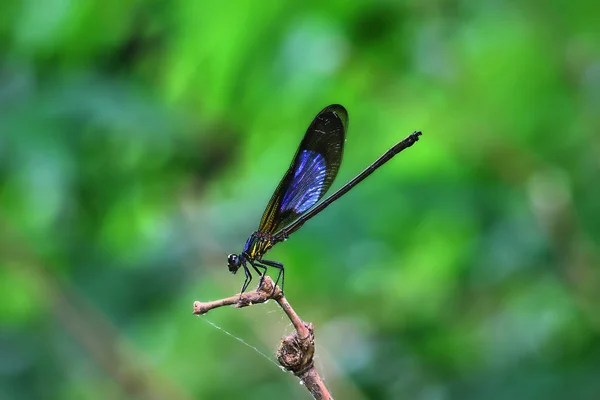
[247,258,267,288]
[240,262,252,294]
[259,259,285,295]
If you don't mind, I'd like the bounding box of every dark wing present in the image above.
[257,104,348,234]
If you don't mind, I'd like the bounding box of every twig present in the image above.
[193,277,332,399]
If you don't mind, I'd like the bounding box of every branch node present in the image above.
[276,323,315,376]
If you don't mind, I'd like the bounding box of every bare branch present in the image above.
[193,276,332,399]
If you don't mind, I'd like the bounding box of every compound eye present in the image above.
[227,254,239,267]
[227,254,241,273]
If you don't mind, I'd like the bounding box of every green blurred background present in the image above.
[1,1,599,399]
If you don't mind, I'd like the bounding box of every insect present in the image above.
[227,104,422,294]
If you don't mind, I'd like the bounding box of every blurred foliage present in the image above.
[1,0,600,399]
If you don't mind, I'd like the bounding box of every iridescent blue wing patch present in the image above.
[257,105,348,234]
[280,150,327,214]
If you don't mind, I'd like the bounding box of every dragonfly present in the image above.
[227,104,422,294]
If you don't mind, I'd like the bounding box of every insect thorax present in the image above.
[243,232,274,259]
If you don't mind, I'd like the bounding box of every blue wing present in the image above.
[256,105,348,234]
[280,150,327,214]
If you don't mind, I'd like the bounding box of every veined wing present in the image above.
[257,104,348,234]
